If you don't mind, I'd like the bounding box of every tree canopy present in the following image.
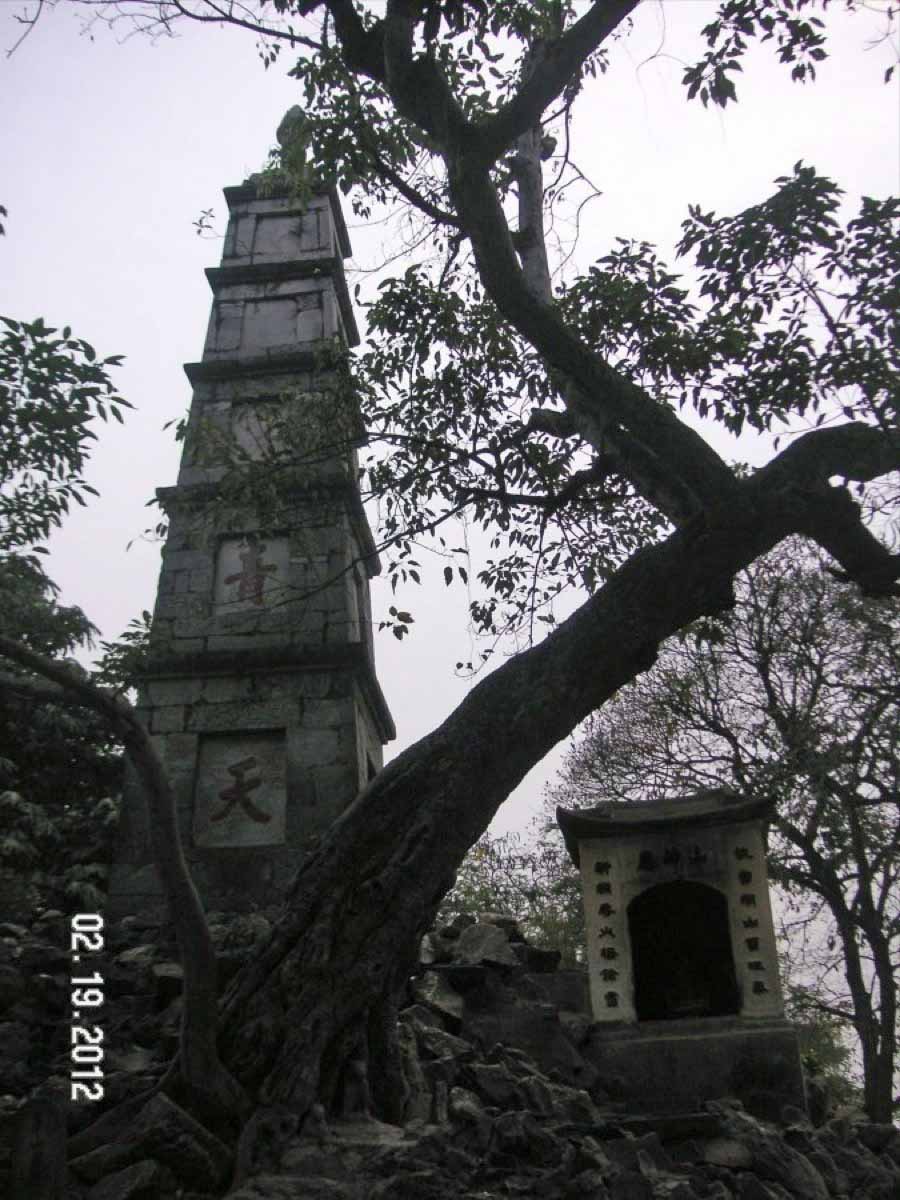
[0,315,129,556]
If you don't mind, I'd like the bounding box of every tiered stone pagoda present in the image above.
[107,168,394,918]
[558,790,806,1117]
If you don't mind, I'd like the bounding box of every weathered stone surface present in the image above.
[410,971,464,1030]
[476,912,524,938]
[448,1087,492,1149]
[226,1174,355,1199]
[0,964,26,1011]
[411,1022,475,1063]
[609,1170,655,1200]
[71,1094,231,1189]
[86,1158,176,1200]
[465,1062,521,1109]
[151,961,183,1008]
[510,942,562,972]
[489,1110,563,1167]
[735,1175,778,1200]
[453,922,520,968]
[398,1022,431,1124]
[0,1020,31,1088]
[857,1123,900,1154]
[439,913,476,939]
[743,1133,828,1200]
[17,939,69,973]
[9,1096,67,1199]
[115,945,157,969]
[703,1138,755,1169]
[233,1103,300,1185]
[461,996,598,1091]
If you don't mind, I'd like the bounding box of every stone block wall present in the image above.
[107,665,385,918]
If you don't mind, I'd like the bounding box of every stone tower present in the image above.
[106,175,395,919]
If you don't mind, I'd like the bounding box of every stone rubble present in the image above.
[0,907,897,1199]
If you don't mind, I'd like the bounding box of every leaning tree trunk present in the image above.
[216,483,810,1116]
[866,930,897,1123]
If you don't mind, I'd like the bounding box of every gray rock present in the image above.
[398,1022,431,1124]
[0,1019,30,1061]
[610,1171,655,1200]
[86,1158,176,1199]
[150,961,183,1008]
[418,933,439,965]
[466,1062,521,1109]
[441,913,477,937]
[735,1176,778,1200]
[570,1168,610,1197]
[233,1103,299,1185]
[114,945,157,969]
[453,923,519,968]
[748,1134,828,1200]
[461,999,598,1091]
[489,1109,562,1167]
[104,1045,157,1075]
[227,1175,355,1199]
[558,1011,593,1047]
[71,1093,232,1189]
[0,964,26,1012]
[406,1017,474,1064]
[400,1003,442,1029]
[410,972,464,1031]
[17,940,69,973]
[544,1079,598,1123]
[856,1123,899,1154]
[510,942,561,972]
[10,1095,67,1200]
[476,912,524,939]
[519,1073,555,1116]
[703,1138,754,1169]
[448,1086,491,1149]
[219,913,272,950]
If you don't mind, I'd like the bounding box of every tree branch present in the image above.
[0,632,247,1121]
[475,0,642,164]
[754,424,900,595]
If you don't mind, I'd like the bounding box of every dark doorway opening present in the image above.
[628,880,740,1020]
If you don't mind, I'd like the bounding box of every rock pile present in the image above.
[0,907,898,1199]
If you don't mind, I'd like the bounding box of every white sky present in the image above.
[2,0,898,836]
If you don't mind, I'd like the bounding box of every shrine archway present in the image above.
[627,880,740,1021]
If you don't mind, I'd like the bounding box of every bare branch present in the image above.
[6,0,45,59]
[475,1,642,164]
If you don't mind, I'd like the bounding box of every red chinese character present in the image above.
[224,537,278,606]
[211,755,271,823]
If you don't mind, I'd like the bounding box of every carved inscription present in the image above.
[215,535,289,612]
[194,733,287,847]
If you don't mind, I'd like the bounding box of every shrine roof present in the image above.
[556,790,773,867]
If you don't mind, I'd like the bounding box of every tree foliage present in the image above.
[438,826,584,965]
[547,541,900,1119]
[0,315,130,554]
[0,556,123,910]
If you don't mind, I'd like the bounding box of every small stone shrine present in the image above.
[557,790,806,1117]
[107,152,394,919]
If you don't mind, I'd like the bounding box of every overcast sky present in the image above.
[2,0,898,835]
